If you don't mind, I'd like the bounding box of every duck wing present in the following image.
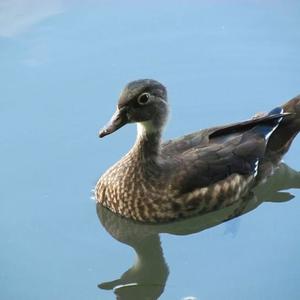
[167,111,288,195]
[161,111,284,157]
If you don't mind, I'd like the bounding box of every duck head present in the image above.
[99,79,168,138]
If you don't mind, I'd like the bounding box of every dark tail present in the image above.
[266,95,300,161]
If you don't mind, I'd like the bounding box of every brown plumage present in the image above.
[95,79,300,223]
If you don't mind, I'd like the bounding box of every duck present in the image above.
[95,79,300,223]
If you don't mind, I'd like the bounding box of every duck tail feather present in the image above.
[266,95,300,159]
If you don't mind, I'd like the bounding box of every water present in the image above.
[1,1,300,299]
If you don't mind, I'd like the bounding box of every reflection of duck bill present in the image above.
[113,283,167,300]
[100,282,167,300]
[97,162,300,299]
[96,220,169,300]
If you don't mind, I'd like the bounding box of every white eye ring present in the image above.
[137,93,150,105]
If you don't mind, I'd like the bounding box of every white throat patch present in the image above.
[137,121,157,137]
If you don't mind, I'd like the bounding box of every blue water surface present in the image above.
[1,1,300,299]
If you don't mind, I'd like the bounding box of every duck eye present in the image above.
[137,93,150,105]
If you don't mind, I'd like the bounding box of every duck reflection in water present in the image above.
[96,162,300,300]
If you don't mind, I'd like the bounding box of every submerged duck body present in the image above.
[96,79,300,223]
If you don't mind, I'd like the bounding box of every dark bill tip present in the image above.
[99,130,108,138]
[98,107,128,139]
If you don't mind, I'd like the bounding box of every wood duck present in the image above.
[95,79,300,223]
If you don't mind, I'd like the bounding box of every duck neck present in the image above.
[131,121,162,161]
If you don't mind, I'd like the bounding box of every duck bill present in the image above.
[99,107,128,138]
